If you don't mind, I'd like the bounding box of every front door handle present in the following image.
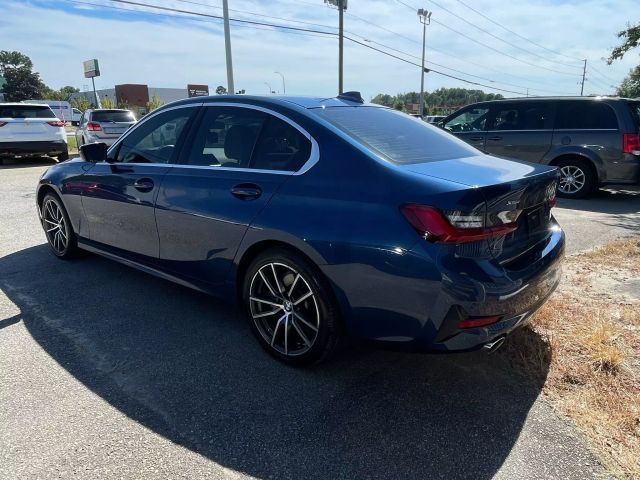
[488,136,503,141]
[133,178,154,192]
[470,136,484,142]
[231,183,262,200]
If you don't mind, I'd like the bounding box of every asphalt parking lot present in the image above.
[2,158,638,479]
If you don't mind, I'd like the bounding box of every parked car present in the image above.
[425,115,445,124]
[0,103,68,164]
[440,96,640,198]
[36,93,564,365]
[25,100,83,125]
[75,108,136,147]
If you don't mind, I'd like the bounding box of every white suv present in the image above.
[0,103,68,164]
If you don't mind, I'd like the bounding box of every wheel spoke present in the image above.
[258,269,278,297]
[271,263,284,294]
[46,202,56,219]
[59,224,68,241]
[287,273,300,298]
[293,290,313,306]
[252,308,281,319]
[46,225,59,233]
[284,315,289,355]
[294,312,318,332]
[291,317,312,347]
[44,219,57,226]
[271,314,286,346]
[250,296,283,309]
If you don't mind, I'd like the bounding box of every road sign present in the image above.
[187,84,209,97]
[83,59,100,79]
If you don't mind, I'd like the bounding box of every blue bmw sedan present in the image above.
[36,92,564,365]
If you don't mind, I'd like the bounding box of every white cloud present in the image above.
[1,0,637,100]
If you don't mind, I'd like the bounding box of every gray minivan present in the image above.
[440,97,640,198]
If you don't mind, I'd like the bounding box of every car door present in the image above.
[442,105,490,151]
[79,105,199,261]
[155,104,314,285]
[484,102,555,163]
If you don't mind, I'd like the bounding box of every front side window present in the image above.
[556,101,618,130]
[443,107,490,133]
[184,106,312,171]
[315,106,481,165]
[491,103,553,131]
[114,108,195,164]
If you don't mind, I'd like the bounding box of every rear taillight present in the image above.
[47,120,65,127]
[0,121,6,127]
[400,205,517,244]
[623,133,640,155]
[87,121,102,131]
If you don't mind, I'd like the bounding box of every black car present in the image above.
[441,97,640,198]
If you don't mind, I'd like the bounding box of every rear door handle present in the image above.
[488,136,503,141]
[231,183,262,200]
[133,178,154,192]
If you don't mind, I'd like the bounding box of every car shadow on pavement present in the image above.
[557,187,640,215]
[0,245,550,480]
[0,157,58,169]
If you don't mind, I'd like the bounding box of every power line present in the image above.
[393,0,582,77]
[453,0,584,63]
[588,64,618,85]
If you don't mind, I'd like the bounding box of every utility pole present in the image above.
[417,8,431,119]
[580,59,587,96]
[274,71,286,94]
[325,0,347,94]
[222,0,235,94]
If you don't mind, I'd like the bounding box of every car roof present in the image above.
[158,94,383,110]
[471,96,639,105]
[0,102,53,107]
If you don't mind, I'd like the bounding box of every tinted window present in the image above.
[491,103,553,130]
[443,106,490,132]
[628,102,640,128]
[185,107,266,167]
[115,108,194,164]
[556,101,618,129]
[92,110,135,122]
[0,105,55,118]
[252,116,311,171]
[316,107,481,164]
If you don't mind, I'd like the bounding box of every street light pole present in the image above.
[222,0,235,94]
[264,82,273,94]
[417,8,431,119]
[325,0,347,94]
[274,71,286,94]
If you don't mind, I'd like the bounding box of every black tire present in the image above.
[57,150,69,161]
[556,158,596,199]
[41,193,78,259]
[242,248,343,365]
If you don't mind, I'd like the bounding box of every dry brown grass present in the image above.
[502,235,640,479]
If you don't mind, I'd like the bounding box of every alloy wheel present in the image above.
[42,199,69,254]
[558,165,586,195]
[249,262,320,357]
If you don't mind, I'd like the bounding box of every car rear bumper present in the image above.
[0,140,68,158]
[83,134,118,146]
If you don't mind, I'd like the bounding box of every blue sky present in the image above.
[1,0,637,100]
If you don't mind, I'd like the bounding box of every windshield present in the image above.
[314,106,481,164]
[92,110,135,122]
[0,105,56,119]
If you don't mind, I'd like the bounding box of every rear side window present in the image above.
[628,102,640,129]
[92,110,135,122]
[491,103,553,130]
[316,107,481,164]
[0,105,55,118]
[555,101,618,130]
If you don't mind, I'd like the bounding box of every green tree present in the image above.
[43,85,80,101]
[0,50,46,101]
[608,23,640,63]
[71,97,91,112]
[617,65,640,97]
[393,100,404,111]
[146,95,163,112]
[101,96,115,109]
[215,85,227,95]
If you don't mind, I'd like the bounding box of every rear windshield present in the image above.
[628,102,640,129]
[314,107,480,164]
[92,110,135,122]
[0,105,56,119]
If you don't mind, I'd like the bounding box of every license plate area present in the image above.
[526,205,545,233]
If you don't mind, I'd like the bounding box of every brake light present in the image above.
[400,205,517,244]
[47,120,65,127]
[87,121,102,131]
[548,195,557,209]
[459,315,500,329]
[623,133,640,155]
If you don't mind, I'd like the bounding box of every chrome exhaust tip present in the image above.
[482,336,505,353]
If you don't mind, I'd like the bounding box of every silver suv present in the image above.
[76,109,136,147]
[441,97,640,198]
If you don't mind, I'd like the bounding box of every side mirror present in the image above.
[79,142,108,163]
